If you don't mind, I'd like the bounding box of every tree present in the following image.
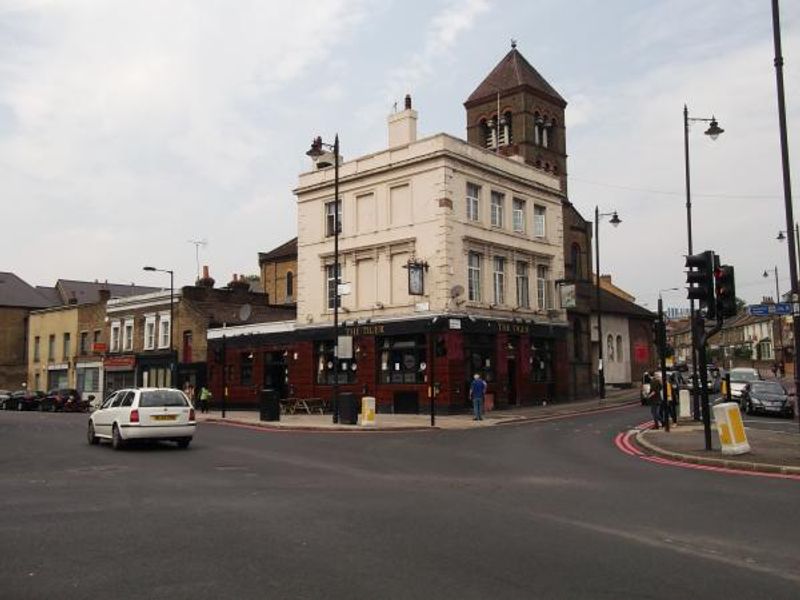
[735,297,747,313]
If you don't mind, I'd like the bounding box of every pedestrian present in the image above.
[771,363,778,378]
[667,373,679,425]
[469,373,487,421]
[199,386,212,414]
[187,383,196,408]
[648,373,664,430]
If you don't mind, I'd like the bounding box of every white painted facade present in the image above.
[294,126,566,329]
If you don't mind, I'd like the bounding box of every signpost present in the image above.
[748,303,793,316]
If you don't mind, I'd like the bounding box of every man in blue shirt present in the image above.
[469,373,487,421]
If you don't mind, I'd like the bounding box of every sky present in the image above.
[1,0,799,309]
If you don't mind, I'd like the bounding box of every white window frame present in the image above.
[512,198,526,233]
[516,261,530,308]
[493,257,506,305]
[468,252,482,302]
[123,319,134,352]
[490,191,504,228]
[534,205,546,238]
[144,315,156,351]
[325,200,342,237]
[537,265,551,309]
[326,263,340,310]
[466,183,480,222]
[110,321,121,353]
[158,313,171,349]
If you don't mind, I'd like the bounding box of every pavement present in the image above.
[636,418,800,474]
[197,387,639,431]
[3,405,800,599]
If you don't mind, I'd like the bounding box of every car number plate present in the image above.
[153,414,177,421]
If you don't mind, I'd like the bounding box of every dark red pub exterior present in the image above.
[206,316,568,413]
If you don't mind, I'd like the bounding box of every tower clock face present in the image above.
[408,265,424,295]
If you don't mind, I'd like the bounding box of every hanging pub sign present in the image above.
[404,258,429,296]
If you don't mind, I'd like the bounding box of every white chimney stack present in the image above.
[388,94,418,148]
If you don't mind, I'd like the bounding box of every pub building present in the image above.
[206,47,583,412]
[207,316,566,413]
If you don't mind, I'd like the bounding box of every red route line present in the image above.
[616,429,800,482]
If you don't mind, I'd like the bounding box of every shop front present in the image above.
[206,316,568,414]
[103,355,136,395]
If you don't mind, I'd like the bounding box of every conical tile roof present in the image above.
[466,48,565,107]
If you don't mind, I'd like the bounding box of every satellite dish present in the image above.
[239,304,252,322]
[450,285,465,299]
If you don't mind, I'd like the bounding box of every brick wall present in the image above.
[0,307,29,389]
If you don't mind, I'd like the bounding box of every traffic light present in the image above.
[685,250,716,319]
[435,336,447,357]
[715,264,737,318]
[652,319,666,354]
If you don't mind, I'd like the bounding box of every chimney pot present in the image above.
[404,94,412,110]
[203,265,210,279]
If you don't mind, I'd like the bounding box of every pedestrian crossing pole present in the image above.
[657,298,670,432]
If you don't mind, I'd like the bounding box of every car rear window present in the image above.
[139,390,189,407]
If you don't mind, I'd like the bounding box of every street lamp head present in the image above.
[305,136,324,158]
[609,211,621,227]
[763,269,769,279]
[143,266,156,272]
[777,230,786,241]
[704,117,724,140]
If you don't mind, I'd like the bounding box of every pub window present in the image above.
[466,182,480,221]
[378,335,427,384]
[490,191,504,228]
[240,352,254,385]
[465,334,495,383]
[325,200,342,237]
[326,263,340,310]
[530,339,553,382]
[316,340,356,384]
[468,252,482,302]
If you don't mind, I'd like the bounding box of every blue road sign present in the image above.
[748,303,793,316]
[748,304,770,316]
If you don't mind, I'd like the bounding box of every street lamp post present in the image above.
[307,134,341,423]
[764,267,785,370]
[143,266,175,388]
[771,0,800,433]
[776,226,800,282]
[594,207,621,400]
[683,105,724,420]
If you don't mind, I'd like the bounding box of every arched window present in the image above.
[483,116,498,148]
[286,271,294,300]
[607,334,614,361]
[541,120,549,148]
[570,243,582,280]
[573,319,583,361]
[616,335,624,363]
[533,112,541,145]
[503,111,513,145]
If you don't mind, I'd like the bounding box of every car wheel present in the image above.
[17,402,22,411]
[87,421,99,445]
[111,425,125,450]
[176,438,191,449]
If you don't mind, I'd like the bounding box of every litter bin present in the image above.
[259,388,280,422]
[337,392,358,425]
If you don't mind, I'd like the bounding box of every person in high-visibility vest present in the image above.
[199,386,212,414]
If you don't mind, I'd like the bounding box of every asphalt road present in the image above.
[1,407,799,599]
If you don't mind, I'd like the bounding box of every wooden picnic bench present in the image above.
[281,397,328,415]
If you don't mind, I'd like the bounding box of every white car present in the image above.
[87,388,196,450]
[728,368,762,401]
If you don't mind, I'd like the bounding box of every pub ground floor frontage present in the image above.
[206,316,569,413]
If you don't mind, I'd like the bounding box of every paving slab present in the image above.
[637,422,800,474]
[197,388,639,432]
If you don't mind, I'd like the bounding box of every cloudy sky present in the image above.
[1,0,798,309]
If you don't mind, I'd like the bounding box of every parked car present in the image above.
[741,381,795,418]
[0,390,11,409]
[87,388,196,450]
[40,388,88,412]
[729,368,762,400]
[5,390,46,411]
